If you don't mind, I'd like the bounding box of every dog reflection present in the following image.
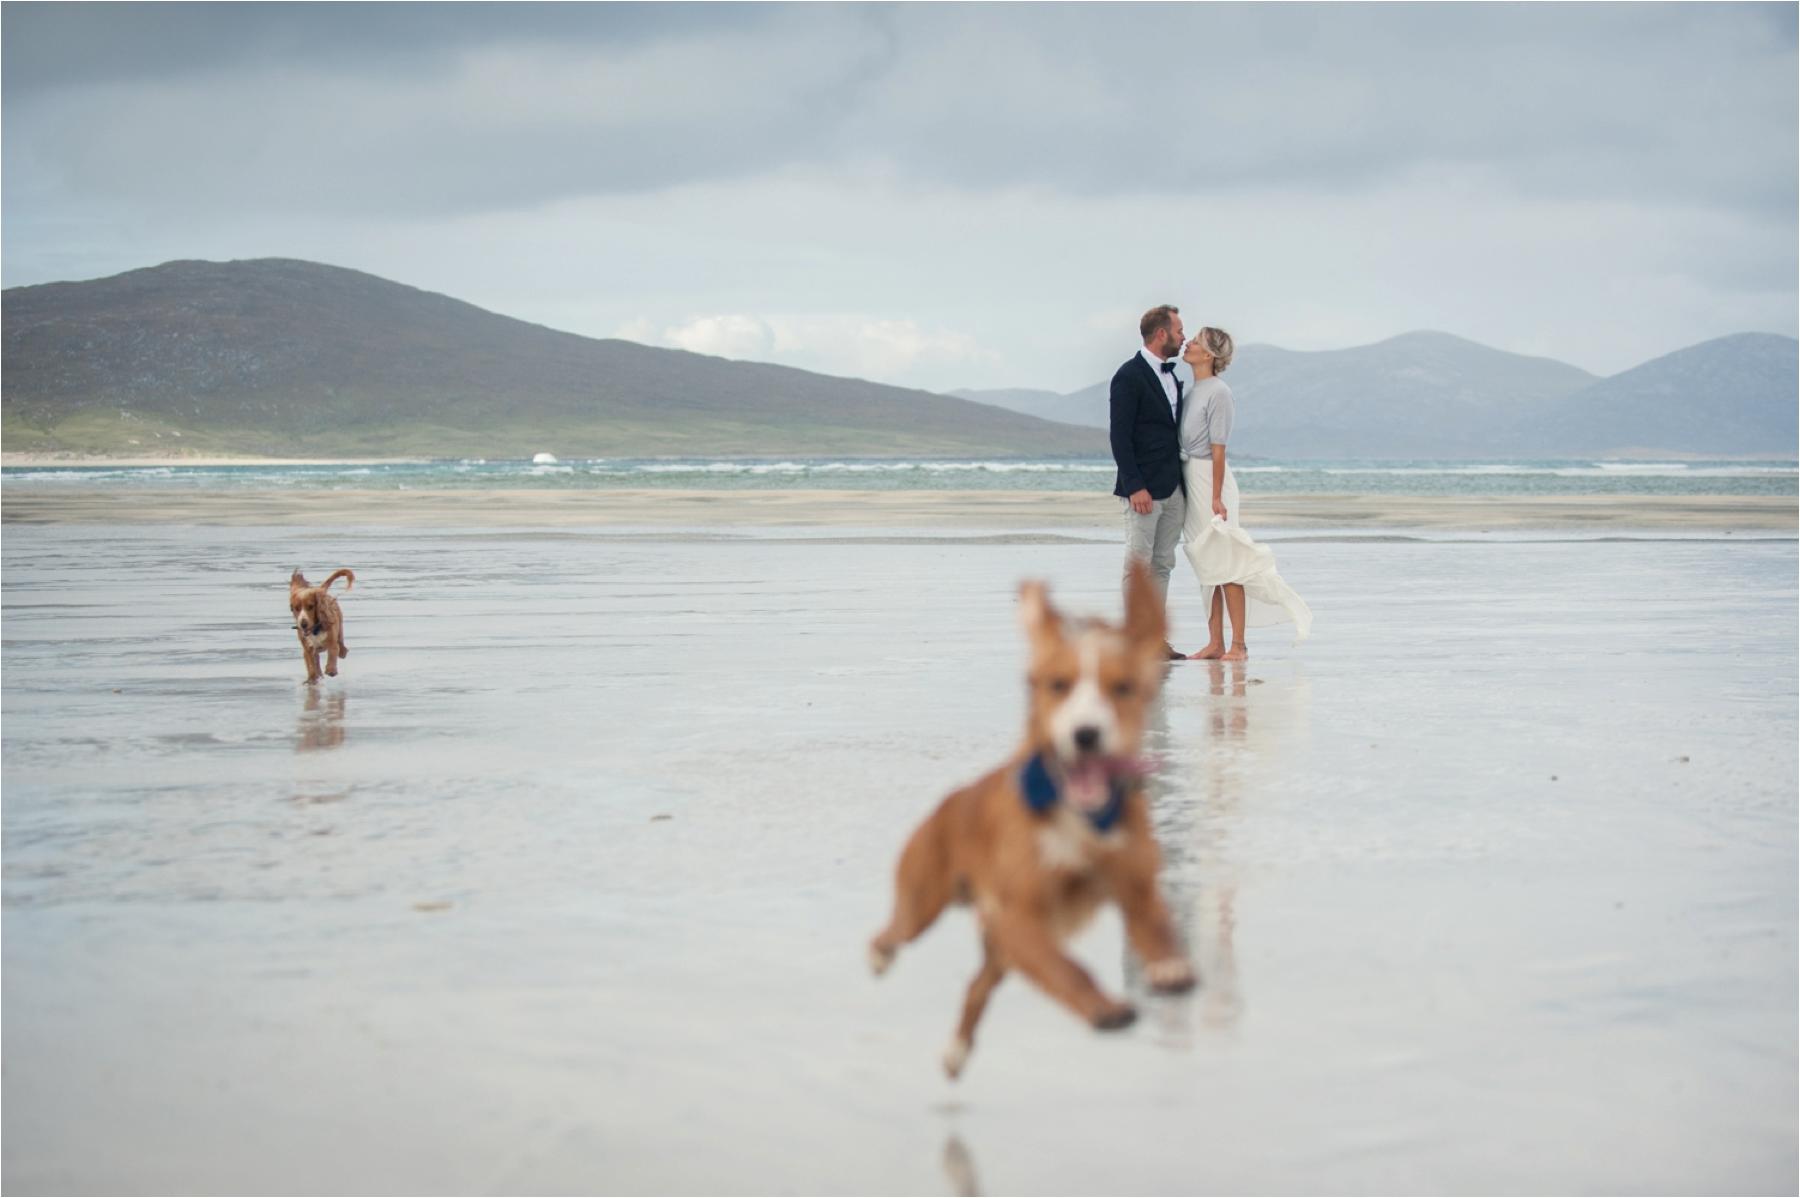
[296,688,347,753]
[942,1135,982,1197]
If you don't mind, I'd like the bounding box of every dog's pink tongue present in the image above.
[1067,755,1152,811]
[1067,760,1110,812]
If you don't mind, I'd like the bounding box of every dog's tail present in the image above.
[321,568,355,593]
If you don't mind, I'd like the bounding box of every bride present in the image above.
[1179,327,1312,660]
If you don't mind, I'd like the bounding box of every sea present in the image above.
[2,456,1796,497]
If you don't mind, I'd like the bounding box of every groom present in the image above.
[1109,304,1187,661]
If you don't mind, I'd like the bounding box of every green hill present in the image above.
[0,258,1101,458]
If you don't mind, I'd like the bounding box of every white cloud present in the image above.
[620,310,997,387]
[613,317,659,344]
[771,315,998,383]
[658,314,775,360]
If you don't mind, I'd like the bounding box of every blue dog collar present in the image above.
[1020,751,1127,833]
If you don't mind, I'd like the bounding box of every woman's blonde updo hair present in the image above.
[1194,326,1235,373]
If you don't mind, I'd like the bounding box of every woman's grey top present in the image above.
[1180,376,1234,460]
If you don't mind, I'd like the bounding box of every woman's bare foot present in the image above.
[1221,644,1248,661]
[1190,642,1225,660]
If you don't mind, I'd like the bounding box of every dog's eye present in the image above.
[1047,677,1073,695]
[1112,680,1137,699]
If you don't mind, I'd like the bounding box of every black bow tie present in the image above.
[1160,361,1177,374]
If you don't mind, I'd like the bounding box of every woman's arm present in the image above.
[1210,442,1227,520]
[1208,383,1235,520]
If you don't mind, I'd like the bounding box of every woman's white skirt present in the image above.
[1181,458,1312,644]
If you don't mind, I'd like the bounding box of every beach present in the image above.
[3,486,1795,531]
[2,497,1795,1194]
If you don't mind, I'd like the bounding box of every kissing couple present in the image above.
[1108,304,1312,661]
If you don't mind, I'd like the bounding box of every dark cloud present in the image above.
[1,2,773,96]
[2,3,1793,235]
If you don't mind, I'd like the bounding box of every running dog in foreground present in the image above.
[289,568,354,683]
[869,560,1195,1078]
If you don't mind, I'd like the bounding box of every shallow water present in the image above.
[4,456,1797,497]
[3,523,1795,1194]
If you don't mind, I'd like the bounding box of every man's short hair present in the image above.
[1140,305,1180,342]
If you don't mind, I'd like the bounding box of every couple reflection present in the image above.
[295,687,348,752]
[1192,659,1252,1031]
[1125,658,1310,1035]
[942,1135,981,1197]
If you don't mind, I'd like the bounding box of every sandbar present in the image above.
[1,487,1793,531]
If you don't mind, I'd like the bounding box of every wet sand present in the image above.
[3,520,1795,1194]
[2,486,1795,531]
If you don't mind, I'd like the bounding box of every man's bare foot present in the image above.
[1221,645,1248,661]
[1190,643,1224,660]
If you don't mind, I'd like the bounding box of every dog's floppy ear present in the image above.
[1122,558,1167,649]
[1018,579,1063,646]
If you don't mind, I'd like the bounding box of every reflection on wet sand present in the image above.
[295,687,347,753]
[1143,659,1314,1034]
[1127,691,1197,1047]
[1197,660,1250,1031]
[941,1133,981,1197]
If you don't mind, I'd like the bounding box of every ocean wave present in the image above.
[1322,465,1534,475]
[2,457,1790,498]
[630,460,1113,475]
[1320,464,1797,478]
[916,461,1114,473]
[637,461,886,475]
[1,469,146,482]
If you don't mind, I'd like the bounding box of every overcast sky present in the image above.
[4,2,1795,392]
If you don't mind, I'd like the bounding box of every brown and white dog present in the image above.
[289,568,354,683]
[869,559,1195,1078]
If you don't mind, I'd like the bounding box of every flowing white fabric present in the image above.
[1181,458,1312,644]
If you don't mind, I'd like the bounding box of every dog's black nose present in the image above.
[1073,726,1101,753]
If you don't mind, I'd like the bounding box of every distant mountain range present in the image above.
[0,259,1098,458]
[3,258,1792,460]
[956,330,1798,458]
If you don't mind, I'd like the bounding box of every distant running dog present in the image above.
[289,568,354,683]
[869,560,1195,1079]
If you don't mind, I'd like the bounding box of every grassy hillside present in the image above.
[1,259,1102,458]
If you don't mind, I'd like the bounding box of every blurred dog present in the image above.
[869,559,1195,1078]
[289,568,354,683]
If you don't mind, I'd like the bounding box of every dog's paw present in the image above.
[1091,1001,1137,1031]
[325,667,338,677]
[941,1036,971,1080]
[1147,957,1198,994]
[868,940,896,977]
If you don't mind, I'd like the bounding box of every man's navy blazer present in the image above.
[1109,353,1184,501]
